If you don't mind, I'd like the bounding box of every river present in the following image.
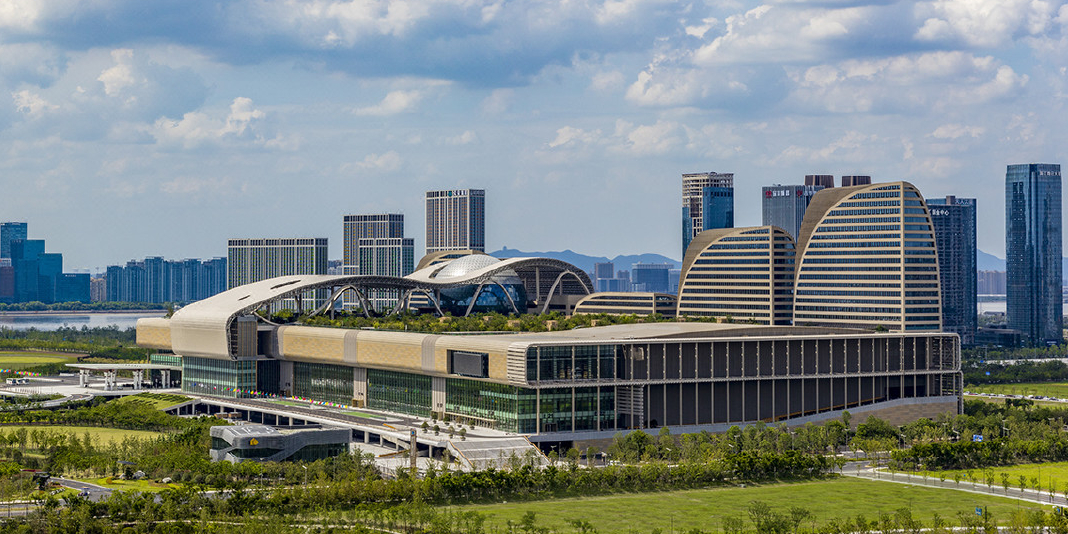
[0,311,165,331]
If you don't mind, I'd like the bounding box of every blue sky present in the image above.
[1,0,1066,272]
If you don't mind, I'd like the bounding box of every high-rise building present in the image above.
[1006,163,1063,345]
[761,184,826,241]
[90,275,106,302]
[343,214,406,309]
[425,189,485,254]
[7,237,87,304]
[805,175,835,188]
[793,181,941,332]
[593,262,615,280]
[928,196,978,346]
[682,172,734,257]
[841,175,872,187]
[977,271,1006,295]
[631,263,673,293]
[357,237,415,312]
[228,238,329,312]
[677,226,795,324]
[0,222,27,260]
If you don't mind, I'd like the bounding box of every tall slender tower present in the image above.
[1006,163,1062,345]
[682,172,733,257]
[425,189,485,254]
[928,196,978,345]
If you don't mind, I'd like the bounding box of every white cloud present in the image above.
[151,97,277,149]
[481,88,513,114]
[590,70,625,91]
[914,0,1057,47]
[12,89,57,117]
[97,49,140,98]
[930,123,985,139]
[444,130,477,145]
[547,126,602,148]
[354,89,425,116]
[616,119,683,155]
[342,150,403,172]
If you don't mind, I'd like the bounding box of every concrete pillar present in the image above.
[133,370,143,390]
[103,371,116,391]
[162,370,171,388]
[78,369,88,387]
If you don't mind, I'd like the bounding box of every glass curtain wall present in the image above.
[445,379,538,433]
[182,356,256,397]
[367,369,432,416]
[293,362,353,405]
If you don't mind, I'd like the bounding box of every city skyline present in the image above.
[0,2,1064,270]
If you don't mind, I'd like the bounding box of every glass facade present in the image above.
[293,362,353,405]
[367,369,432,416]
[445,379,535,433]
[257,360,281,395]
[928,197,977,345]
[149,353,182,367]
[528,345,616,382]
[1006,164,1062,345]
[182,356,256,397]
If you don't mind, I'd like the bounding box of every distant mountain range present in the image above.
[489,247,681,273]
[977,250,1005,271]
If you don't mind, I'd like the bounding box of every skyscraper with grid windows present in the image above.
[425,189,485,254]
[1006,163,1062,345]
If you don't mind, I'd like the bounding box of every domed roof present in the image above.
[433,254,504,280]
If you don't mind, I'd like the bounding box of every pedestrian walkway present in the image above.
[844,465,1067,507]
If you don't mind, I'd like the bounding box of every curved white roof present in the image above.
[142,256,595,359]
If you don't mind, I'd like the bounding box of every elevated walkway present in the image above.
[448,437,548,470]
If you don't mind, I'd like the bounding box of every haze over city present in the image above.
[0,0,1065,270]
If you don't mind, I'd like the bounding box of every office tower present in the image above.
[761,184,826,241]
[0,260,13,303]
[105,265,123,301]
[805,175,835,188]
[358,237,415,311]
[228,238,329,312]
[682,172,734,257]
[677,226,795,324]
[55,273,90,303]
[841,175,872,187]
[343,214,406,309]
[36,252,62,303]
[593,262,615,280]
[794,181,941,332]
[425,189,485,254]
[11,239,45,303]
[977,271,1006,295]
[0,222,27,259]
[595,277,631,292]
[631,263,672,293]
[1006,163,1062,345]
[928,196,978,345]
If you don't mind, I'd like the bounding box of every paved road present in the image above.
[51,477,114,502]
[844,463,1068,506]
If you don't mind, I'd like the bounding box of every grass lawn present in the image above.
[269,400,309,408]
[89,477,180,493]
[113,393,189,410]
[459,477,1043,533]
[0,425,163,445]
[341,410,385,419]
[0,351,79,370]
[914,461,1068,495]
[966,382,1068,399]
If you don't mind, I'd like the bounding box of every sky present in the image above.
[1,0,1066,273]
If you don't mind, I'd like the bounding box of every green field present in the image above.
[966,382,1068,399]
[0,425,163,445]
[459,477,1043,533]
[341,410,385,419]
[915,461,1068,495]
[113,393,189,410]
[0,351,79,370]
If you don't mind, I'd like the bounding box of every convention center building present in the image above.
[137,255,962,442]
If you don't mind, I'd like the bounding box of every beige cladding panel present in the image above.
[355,338,423,369]
[280,327,346,363]
[136,324,172,351]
